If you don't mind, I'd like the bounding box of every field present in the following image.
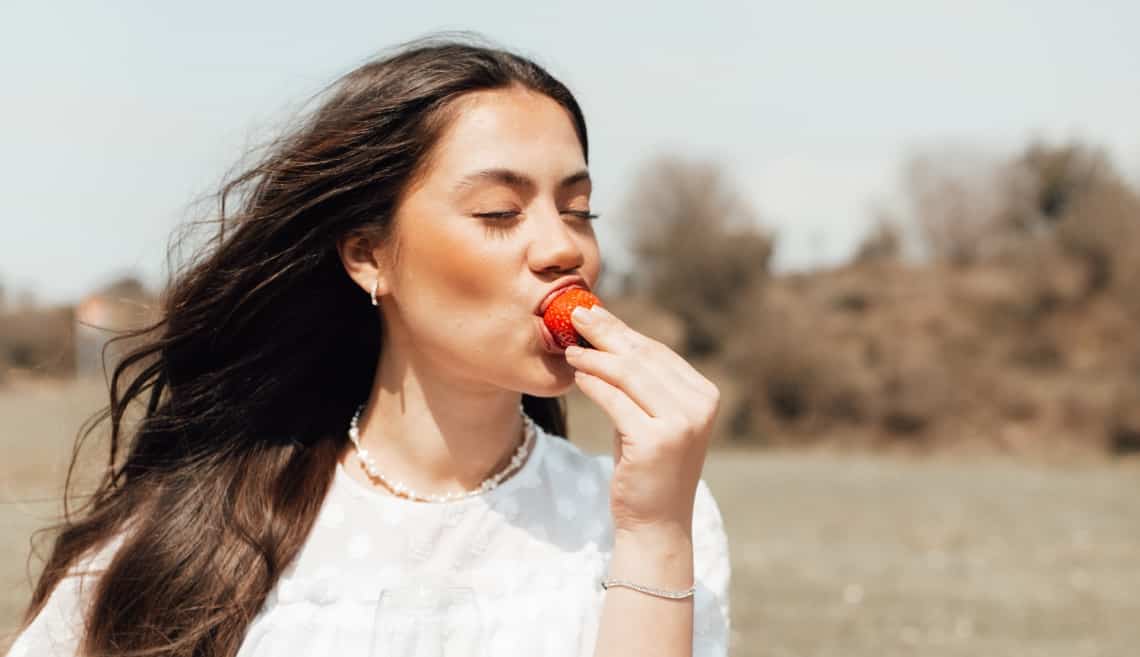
[2,378,1139,656]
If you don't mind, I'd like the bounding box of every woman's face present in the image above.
[376,85,601,395]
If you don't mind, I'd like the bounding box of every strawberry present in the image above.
[542,287,602,349]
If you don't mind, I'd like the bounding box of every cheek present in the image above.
[401,223,517,337]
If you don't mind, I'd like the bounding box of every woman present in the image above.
[7,35,731,657]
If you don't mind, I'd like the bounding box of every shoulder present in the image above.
[7,531,129,657]
[43,530,127,610]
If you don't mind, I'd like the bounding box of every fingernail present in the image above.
[565,345,584,358]
[571,306,593,323]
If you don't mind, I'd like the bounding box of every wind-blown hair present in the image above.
[20,33,585,656]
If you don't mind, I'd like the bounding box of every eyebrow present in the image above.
[452,168,591,194]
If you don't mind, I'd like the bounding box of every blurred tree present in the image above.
[99,274,150,302]
[901,147,1028,266]
[1019,142,1108,224]
[854,215,903,264]
[621,155,774,357]
[1012,142,1140,299]
[898,141,1140,308]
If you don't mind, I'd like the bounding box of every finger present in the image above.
[576,305,719,402]
[598,304,720,403]
[570,306,680,395]
[565,346,681,419]
[570,305,639,355]
[572,369,653,439]
[657,355,720,415]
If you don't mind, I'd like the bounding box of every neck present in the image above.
[343,344,527,497]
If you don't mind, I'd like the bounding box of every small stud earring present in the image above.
[370,278,380,306]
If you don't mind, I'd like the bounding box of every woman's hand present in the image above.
[563,304,720,537]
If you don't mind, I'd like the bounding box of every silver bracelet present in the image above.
[600,577,696,600]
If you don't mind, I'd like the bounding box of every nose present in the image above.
[528,201,586,273]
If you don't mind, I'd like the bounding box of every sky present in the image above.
[2,1,1138,305]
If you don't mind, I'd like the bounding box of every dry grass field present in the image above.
[2,378,1138,656]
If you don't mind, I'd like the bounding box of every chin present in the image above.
[516,360,576,396]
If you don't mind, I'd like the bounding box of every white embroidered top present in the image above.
[6,421,732,657]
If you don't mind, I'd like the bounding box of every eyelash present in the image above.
[474,210,599,222]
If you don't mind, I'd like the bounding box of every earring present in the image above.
[370,278,379,306]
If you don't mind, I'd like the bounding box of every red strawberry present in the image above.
[542,287,602,349]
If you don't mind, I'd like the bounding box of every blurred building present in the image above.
[73,277,156,379]
[0,276,157,381]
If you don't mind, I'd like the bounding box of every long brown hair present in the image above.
[21,33,586,656]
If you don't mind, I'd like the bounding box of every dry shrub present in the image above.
[722,276,880,444]
[719,263,923,444]
[671,138,1139,453]
[710,244,1139,453]
[900,141,1140,305]
[902,146,1034,265]
[621,155,774,357]
[1053,177,1140,303]
[0,305,75,377]
[1108,376,1140,454]
[1005,142,1140,309]
[854,216,903,264]
[826,141,1140,453]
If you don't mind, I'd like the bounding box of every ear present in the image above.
[336,230,393,302]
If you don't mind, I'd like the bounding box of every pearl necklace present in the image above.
[346,401,536,503]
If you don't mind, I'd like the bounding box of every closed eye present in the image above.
[472,211,599,221]
[473,211,521,220]
[563,210,600,221]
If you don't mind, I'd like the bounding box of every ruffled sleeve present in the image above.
[692,478,732,657]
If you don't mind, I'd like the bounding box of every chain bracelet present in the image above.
[600,577,696,600]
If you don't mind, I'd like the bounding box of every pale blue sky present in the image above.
[3,1,1138,304]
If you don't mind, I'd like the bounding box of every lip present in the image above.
[535,277,589,316]
[535,316,566,354]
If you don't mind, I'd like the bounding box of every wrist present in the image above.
[614,520,692,546]
[608,525,695,593]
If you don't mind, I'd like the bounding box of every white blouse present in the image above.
[7,421,732,657]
